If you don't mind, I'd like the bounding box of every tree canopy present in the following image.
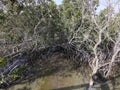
[0,0,120,89]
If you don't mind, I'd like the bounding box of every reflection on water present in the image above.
[5,54,120,90]
[8,72,120,90]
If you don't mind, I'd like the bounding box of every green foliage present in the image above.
[0,0,120,86]
[0,57,6,66]
[0,10,6,27]
[10,65,26,78]
[0,0,119,53]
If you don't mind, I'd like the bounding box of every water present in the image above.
[8,72,89,90]
[2,54,120,90]
[7,72,120,90]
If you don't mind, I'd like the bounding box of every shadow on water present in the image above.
[51,76,120,90]
[26,55,72,83]
[111,77,116,90]
[52,84,89,90]
[100,84,110,90]
[94,77,118,90]
[51,83,112,90]
[7,53,81,89]
[17,87,32,90]
[6,52,120,90]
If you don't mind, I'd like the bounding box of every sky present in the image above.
[97,0,106,13]
[53,0,62,5]
[97,0,119,13]
[53,0,119,13]
[0,0,119,13]
[53,0,106,12]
